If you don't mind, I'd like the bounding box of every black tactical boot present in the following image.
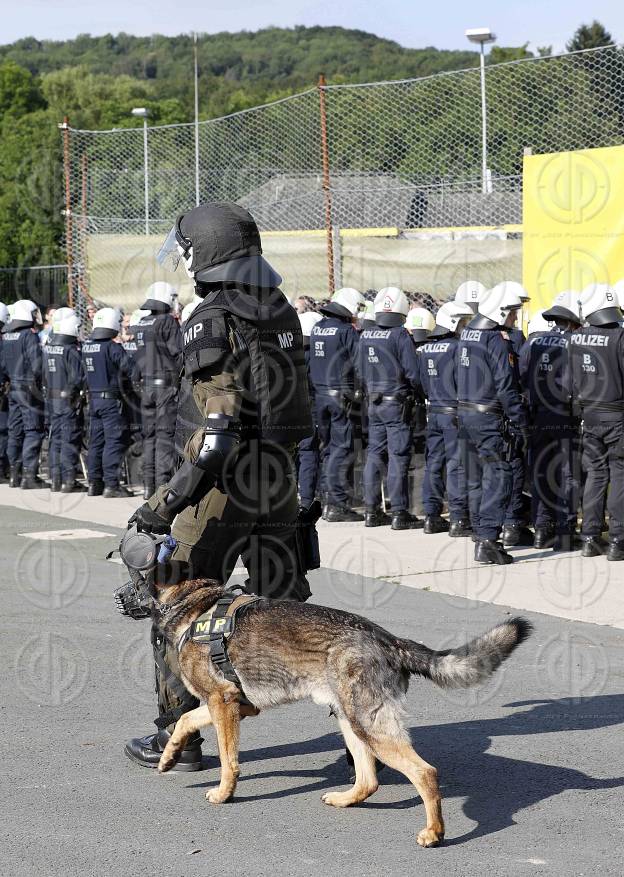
[502,524,534,548]
[9,465,22,488]
[20,470,46,489]
[607,540,624,562]
[324,504,364,522]
[581,536,608,557]
[61,480,87,493]
[365,507,391,527]
[391,510,423,530]
[533,525,556,549]
[124,729,203,772]
[143,483,155,500]
[50,474,62,492]
[103,484,133,498]
[88,480,104,496]
[474,539,513,565]
[449,519,472,538]
[552,532,582,553]
[423,515,450,534]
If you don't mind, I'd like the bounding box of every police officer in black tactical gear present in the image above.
[0,302,11,480]
[121,202,315,770]
[361,287,423,530]
[82,308,132,498]
[134,282,183,498]
[519,295,582,552]
[568,283,624,561]
[309,286,365,522]
[457,283,529,565]
[42,307,85,493]
[297,310,323,510]
[419,299,474,536]
[0,299,45,489]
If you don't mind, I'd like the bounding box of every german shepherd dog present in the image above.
[154,579,532,847]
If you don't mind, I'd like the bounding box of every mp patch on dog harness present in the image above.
[177,590,261,694]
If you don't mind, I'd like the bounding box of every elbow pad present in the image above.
[163,415,241,514]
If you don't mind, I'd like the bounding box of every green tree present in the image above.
[0,60,45,118]
[566,21,614,52]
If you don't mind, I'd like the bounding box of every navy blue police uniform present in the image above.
[419,333,468,525]
[82,337,132,489]
[0,331,9,478]
[504,325,529,534]
[134,309,182,491]
[43,333,84,487]
[519,327,580,544]
[309,315,360,512]
[457,321,529,545]
[297,339,322,509]
[360,323,421,513]
[569,322,624,554]
[1,325,44,482]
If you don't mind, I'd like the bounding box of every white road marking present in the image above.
[19,529,115,541]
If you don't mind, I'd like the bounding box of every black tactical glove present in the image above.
[129,503,173,535]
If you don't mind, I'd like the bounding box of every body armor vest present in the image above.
[181,286,313,445]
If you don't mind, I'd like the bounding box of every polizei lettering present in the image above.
[569,334,609,347]
[312,327,338,336]
[461,329,483,342]
[362,330,391,339]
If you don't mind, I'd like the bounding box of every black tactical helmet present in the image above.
[158,201,282,289]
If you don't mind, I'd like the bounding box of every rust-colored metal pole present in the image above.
[318,74,335,295]
[61,117,74,307]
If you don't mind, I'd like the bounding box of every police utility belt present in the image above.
[580,400,624,413]
[428,405,457,415]
[458,401,503,416]
[46,389,78,399]
[89,390,120,399]
[177,590,262,696]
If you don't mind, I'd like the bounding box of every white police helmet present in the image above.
[52,307,80,338]
[431,300,473,336]
[12,299,42,327]
[359,300,375,325]
[92,307,122,339]
[527,311,553,336]
[320,287,364,319]
[542,290,582,324]
[612,279,624,311]
[374,287,409,315]
[0,302,9,326]
[405,307,436,341]
[579,283,623,326]
[454,280,486,313]
[143,281,177,310]
[501,280,530,302]
[298,311,322,337]
[477,283,523,325]
[129,308,150,328]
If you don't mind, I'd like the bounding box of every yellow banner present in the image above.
[523,144,624,312]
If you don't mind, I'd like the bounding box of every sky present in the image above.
[0,0,623,52]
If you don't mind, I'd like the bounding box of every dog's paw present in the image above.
[206,787,231,804]
[417,828,443,848]
[157,750,180,773]
[321,790,353,808]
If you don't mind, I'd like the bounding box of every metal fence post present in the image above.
[318,74,335,296]
[60,117,74,307]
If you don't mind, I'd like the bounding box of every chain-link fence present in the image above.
[62,44,624,318]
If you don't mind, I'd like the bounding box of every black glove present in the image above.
[129,503,172,535]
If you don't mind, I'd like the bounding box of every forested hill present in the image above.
[0,27,479,121]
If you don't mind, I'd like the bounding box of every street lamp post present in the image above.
[131,107,150,234]
[465,27,497,195]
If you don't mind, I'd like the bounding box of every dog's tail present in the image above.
[399,617,533,689]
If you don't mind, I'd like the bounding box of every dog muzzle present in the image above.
[112,526,177,619]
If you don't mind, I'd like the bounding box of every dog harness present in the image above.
[177,590,261,693]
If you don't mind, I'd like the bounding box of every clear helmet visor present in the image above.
[156,225,186,272]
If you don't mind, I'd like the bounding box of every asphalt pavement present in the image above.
[2,504,624,877]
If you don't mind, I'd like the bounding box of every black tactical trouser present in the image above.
[581,419,624,540]
[140,383,178,488]
[151,439,311,730]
